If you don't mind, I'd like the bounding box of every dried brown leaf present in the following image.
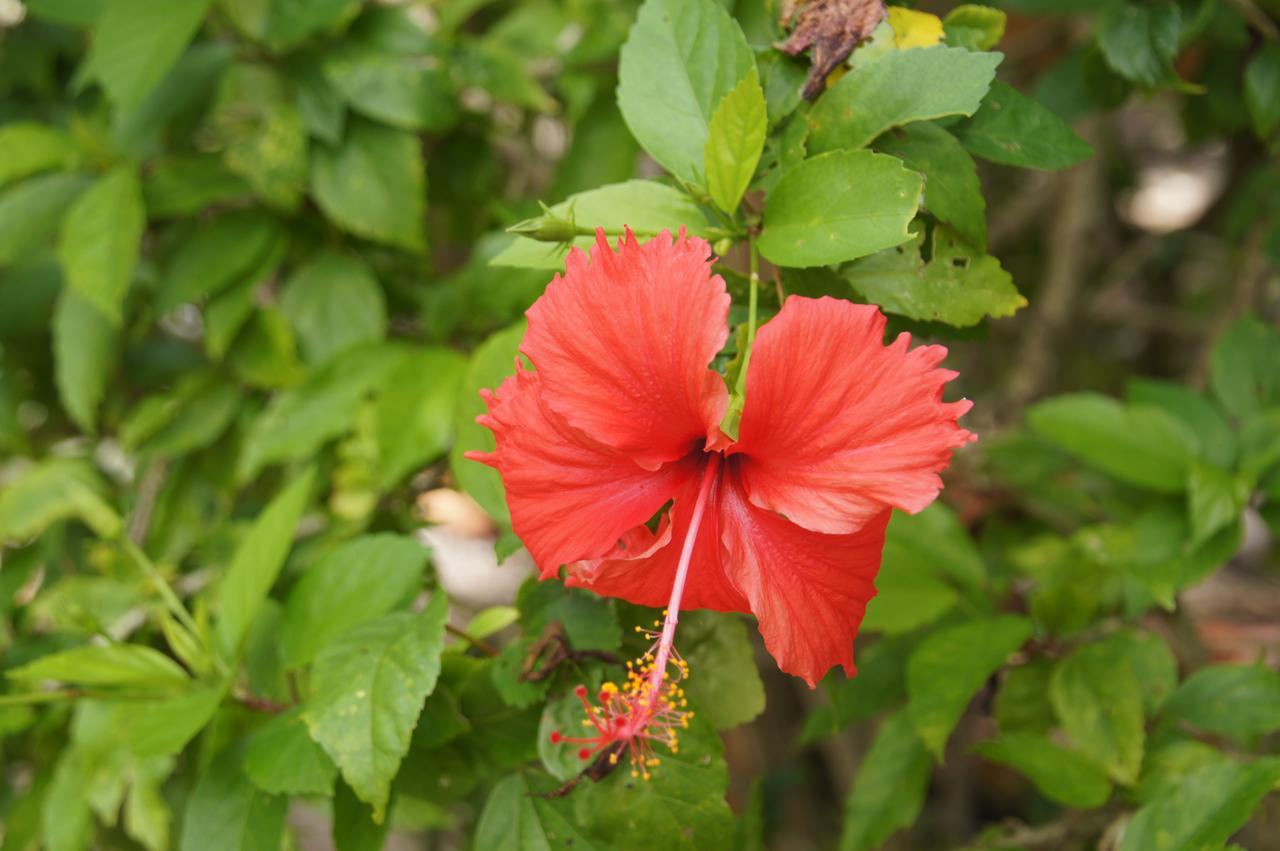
[778,0,887,100]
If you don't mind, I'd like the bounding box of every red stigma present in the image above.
[549,731,562,743]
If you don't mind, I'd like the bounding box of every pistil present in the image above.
[644,453,721,700]
[549,452,722,780]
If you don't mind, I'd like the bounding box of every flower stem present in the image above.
[647,454,722,696]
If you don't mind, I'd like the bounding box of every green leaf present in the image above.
[143,155,250,219]
[517,580,622,652]
[56,166,145,325]
[994,659,1056,734]
[111,41,232,156]
[214,467,314,659]
[757,51,806,128]
[304,596,449,822]
[976,733,1112,808]
[1127,379,1235,471]
[454,39,557,113]
[1163,664,1280,746]
[943,5,1006,51]
[121,372,241,459]
[323,38,457,133]
[842,224,1024,326]
[680,611,766,730]
[1027,393,1197,492]
[24,0,103,24]
[551,94,641,199]
[201,262,263,360]
[43,749,94,851]
[451,322,526,524]
[123,687,224,757]
[0,123,81,188]
[955,81,1093,170]
[1107,629,1178,715]
[124,756,173,851]
[332,779,392,851]
[0,458,121,542]
[705,67,767,214]
[885,503,986,590]
[465,606,520,641]
[84,0,213,112]
[839,711,931,851]
[1119,758,1280,851]
[862,569,958,635]
[875,122,987,249]
[279,533,429,668]
[475,774,605,851]
[616,0,755,185]
[800,636,912,744]
[312,118,425,252]
[229,307,303,389]
[1188,461,1247,547]
[0,172,89,266]
[222,0,359,51]
[237,344,403,482]
[1210,314,1280,421]
[1097,1,1185,89]
[243,708,338,796]
[291,54,347,145]
[53,289,118,433]
[229,307,298,378]
[1050,638,1145,785]
[180,748,287,851]
[280,251,387,365]
[906,616,1031,758]
[207,64,309,211]
[809,46,1000,154]
[375,347,466,489]
[758,150,921,268]
[865,506,977,635]
[157,209,282,311]
[538,689,594,781]
[566,716,734,851]
[7,643,188,689]
[1241,409,1280,484]
[492,180,713,270]
[1245,44,1280,140]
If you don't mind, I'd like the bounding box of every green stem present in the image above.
[120,537,201,638]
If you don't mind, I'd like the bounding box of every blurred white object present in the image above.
[420,526,533,609]
[0,0,25,27]
[416,488,532,609]
[1119,160,1226,233]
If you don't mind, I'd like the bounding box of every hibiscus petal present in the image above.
[521,229,731,469]
[565,467,748,612]
[734,297,975,535]
[719,469,889,687]
[470,366,698,574]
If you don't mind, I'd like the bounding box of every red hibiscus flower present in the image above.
[470,229,974,688]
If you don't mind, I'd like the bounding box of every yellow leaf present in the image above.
[887,7,944,49]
